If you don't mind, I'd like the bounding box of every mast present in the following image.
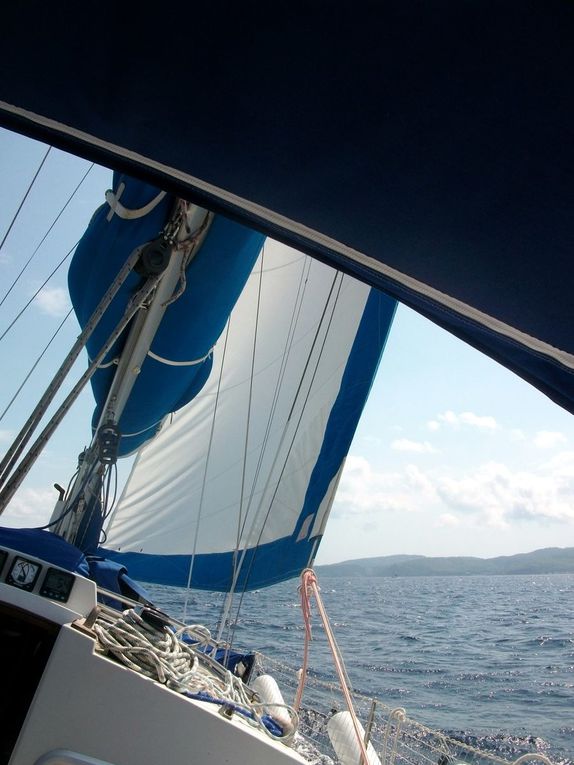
[55,203,211,551]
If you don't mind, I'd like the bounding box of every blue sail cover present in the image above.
[68,174,264,455]
[0,527,149,604]
[1,3,573,415]
[102,245,396,590]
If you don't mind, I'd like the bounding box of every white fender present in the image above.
[327,711,382,765]
[251,674,293,731]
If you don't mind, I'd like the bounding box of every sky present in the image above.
[1,128,574,565]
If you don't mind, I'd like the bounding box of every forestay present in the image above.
[102,242,396,590]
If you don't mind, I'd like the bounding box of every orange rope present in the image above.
[295,568,371,765]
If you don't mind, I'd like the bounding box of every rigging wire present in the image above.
[0,241,146,492]
[0,146,51,256]
[99,464,118,546]
[0,162,94,309]
[221,251,311,650]
[227,271,345,651]
[0,307,73,424]
[182,319,232,625]
[0,260,163,510]
[236,255,312,548]
[75,463,112,550]
[235,245,265,561]
[102,463,118,522]
[0,240,78,344]
[216,248,266,652]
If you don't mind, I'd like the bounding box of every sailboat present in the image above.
[0,3,572,764]
[0,155,402,763]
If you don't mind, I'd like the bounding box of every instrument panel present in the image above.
[0,548,79,604]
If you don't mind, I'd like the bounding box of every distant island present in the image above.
[315,547,574,578]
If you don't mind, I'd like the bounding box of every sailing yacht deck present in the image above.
[1,544,306,765]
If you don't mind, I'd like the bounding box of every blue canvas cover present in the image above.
[0,527,154,606]
[0,527,89,576]
[1,3,573,415]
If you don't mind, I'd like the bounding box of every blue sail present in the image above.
[68,174,264,456]
[102,244,396,591]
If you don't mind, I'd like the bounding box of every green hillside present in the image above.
[315,547,574,578]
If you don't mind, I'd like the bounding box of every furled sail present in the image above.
[68,173,264,456]
[102,241,396,591]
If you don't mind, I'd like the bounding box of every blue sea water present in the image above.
[146,573,574,764]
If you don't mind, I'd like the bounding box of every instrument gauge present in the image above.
[6,556,42,591]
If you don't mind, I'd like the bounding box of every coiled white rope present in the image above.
[93,608,298,743]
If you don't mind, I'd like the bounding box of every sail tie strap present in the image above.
[92,347,213,369]
[147,347,213,366]
[296,568,371,765]
[105,183,167,221]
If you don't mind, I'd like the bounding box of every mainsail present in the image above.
[103,241,396,590]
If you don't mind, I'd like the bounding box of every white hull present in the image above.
[1,543,305,765]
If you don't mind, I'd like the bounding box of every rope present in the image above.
[105,185,167,221]
[382,707,406,765]
[92,608,297,743]
[146,347,213,366]
[260,652,537,765]
[296,569,371,765]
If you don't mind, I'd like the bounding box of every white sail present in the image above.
[104,239,396,589]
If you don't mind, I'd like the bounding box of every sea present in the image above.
[145,573,574,765]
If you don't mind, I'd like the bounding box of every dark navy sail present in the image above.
[1,3,573,414]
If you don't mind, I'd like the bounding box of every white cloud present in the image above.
[541,450,574,478]
[404,464,437,498]
[34,286,70,317]
[360,435,383,447]
[437,410,498,431]
[435,513,461,528]
[427,420,440,432]
[0,487,53,528]
[0,429,13,443]
[391,438,437,454]
[435,459,574,527]
[334,456,419,517]
[533,430,567,449]
[334,447,574,534]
